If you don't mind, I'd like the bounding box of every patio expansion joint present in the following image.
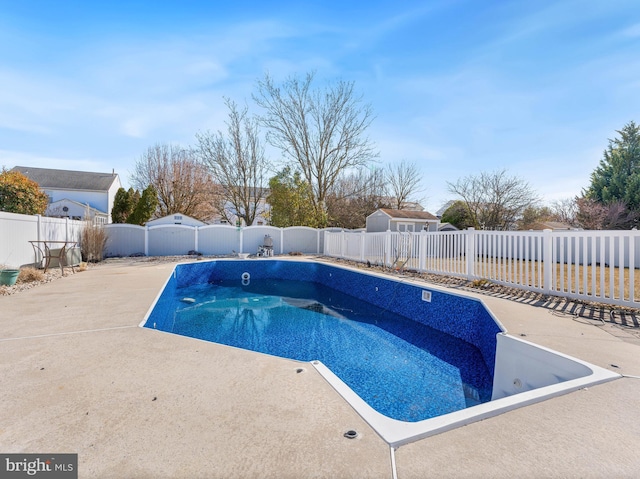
[0,325,137,342]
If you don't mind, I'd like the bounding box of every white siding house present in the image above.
[47,199,108,224]
[11,166,121,223]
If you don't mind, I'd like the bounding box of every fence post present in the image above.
[144,226,149,256]
[384,230,391,267]
[239,227,244,254]
[418,230,426,272]
[36,214,42,243]
[466,228,475,280]
[360,231,365,262]
[543,229,553,294]
[194,226,199,253]
[280,228,284,255]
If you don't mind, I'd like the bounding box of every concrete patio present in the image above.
[1,258,639,478]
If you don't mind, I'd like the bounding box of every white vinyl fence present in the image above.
[103,223,328,258]
[0,211,84,268]
[324,228,640,308]
[4,209,640,308]
[1,212,329,269]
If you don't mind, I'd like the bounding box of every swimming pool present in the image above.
[142,259,619,446]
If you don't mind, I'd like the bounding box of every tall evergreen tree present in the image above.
[111,187,136,223]
[585,121,640,211]
[127,185,158,225]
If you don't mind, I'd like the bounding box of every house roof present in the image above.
[378,208,439,221]
[11,166,119,192]
[435,200,456,217]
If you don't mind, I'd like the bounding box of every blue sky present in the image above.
[1,0,639,212]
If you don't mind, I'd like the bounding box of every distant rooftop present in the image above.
[379,208,438,221]
[11,166,119,192]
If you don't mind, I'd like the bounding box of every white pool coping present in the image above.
[311,334,620,448]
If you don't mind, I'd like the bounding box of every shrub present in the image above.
[18,267,45,283]
[81,222,107,262]
[0,168,49,215]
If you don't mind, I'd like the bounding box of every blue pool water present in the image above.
[144,260,503,423]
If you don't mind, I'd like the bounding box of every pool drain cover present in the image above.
[343,430,359,439]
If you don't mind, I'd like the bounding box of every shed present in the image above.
[366,208,440,232]
[146,213,205,227]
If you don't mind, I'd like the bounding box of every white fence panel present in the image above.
[548,230,637,305]
[198,225,239,255]
[423,231,467,277]
[148,225,196,256]
[104,224,146,257]
[474,231,545,292]
[324,231,342,258]
[1,212,38,268]
[242,226,281,255]
[343,232,364,260]
[283,227,319,254]
[40,216,75,242]
[0,212,83,268]
[363,232,387,265]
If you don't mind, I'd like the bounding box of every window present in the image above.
[397,223,414,232]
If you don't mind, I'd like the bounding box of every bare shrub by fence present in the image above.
[81,222,108,262]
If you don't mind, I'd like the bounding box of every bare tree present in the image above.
[254,72,378,226]
[196,98,269,226]
[447,169,539,230]
[575,197,636,230]
[326,168,389,228]
[386,160,424,209]
[550,198,579,226]
[131,143,219,221]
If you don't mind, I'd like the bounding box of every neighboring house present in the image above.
[435,200,456,218]
[146,213,205,227]
[366,208,440,232]
[47,199,108,224]
[216,194,271,227]
[11,166,121,223]
[525,221,577,231]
